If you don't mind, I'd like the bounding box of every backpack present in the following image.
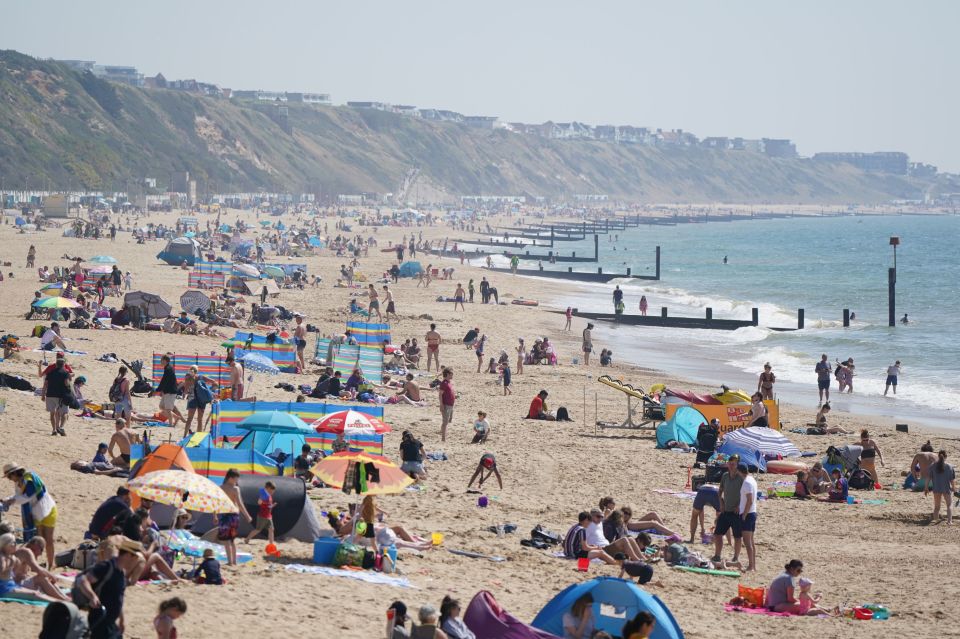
[70,560,114,610]
[530,524,562,546]
[194,378,213,405]
[108,378,124,403]
[848,467,874,490]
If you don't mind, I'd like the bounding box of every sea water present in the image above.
[510,214,960,429]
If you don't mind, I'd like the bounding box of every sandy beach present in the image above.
[0,208,958,639]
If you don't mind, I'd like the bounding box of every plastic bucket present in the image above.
[313,537,340,564]
[577,557,590,572]
[431,532,444,546]
[477,496,489,508]
[853,608,874,620]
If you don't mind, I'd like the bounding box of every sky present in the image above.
[5,1,959,171]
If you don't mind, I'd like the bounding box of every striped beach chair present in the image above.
[331,344,384,381]
[346,321,391,346]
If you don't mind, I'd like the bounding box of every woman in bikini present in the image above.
[757,363,776,400]
[857,429,884,483]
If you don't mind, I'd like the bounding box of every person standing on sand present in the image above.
[758,363,775,400]
[227,353,244,400]
[156,354,184,428]
[425,324,441,372]
[468,279,475,303]
[454,283,465,311]
[438,368,455,443]
[925,450,955,524]
[884,360,901,396]
[219,469,252,566]
[367,284,382,322]
[293,314,307,373]
[639,295,648,316]
[815,354,831,405]
[383,285,397,321]
[738,462,758,572]
[582,323,594,365]
[564,307,573,331]
[516,338,525,375]
[26,245,35,268]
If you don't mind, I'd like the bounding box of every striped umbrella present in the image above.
[310,451,412,495]
[32,296,80,309]
[127,469,238,514]
[180,290,211,314]
[313,410,392,435]
[717,426,800,471]
[88,255,117,264]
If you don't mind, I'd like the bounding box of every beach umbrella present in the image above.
[238,352,280,375]
[308,236,322,247]
[313,410,392,436]
[233,263,260,278]
[88,255,117,264]
[259,220,272,227]
[262,265,285,279]
[124,291,172,318]
[14,217,25,226]
[127,469,238,514]
[87,265,113,275]
[40,283,65,296]
[183,231,196,238]
[180,290,211,314]
[237,411,312,434]
[310,451,413,495]
[32,296,80,309]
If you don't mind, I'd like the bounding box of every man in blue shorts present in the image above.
[815,354,831,404]
[712,454,743,564]
[689,484,721,543]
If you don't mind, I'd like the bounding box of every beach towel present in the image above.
[724,604,794,617]
[0,597,50,607]
[284,564,414,587]
[448,549,507,562]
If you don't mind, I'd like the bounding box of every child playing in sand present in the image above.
[194,548,223,585]
[244,482,276,545]
[501,361,512,395]
[467,453,502,490]
[154,596,187,639]
[472,411,490,444]
[797,577,834,616]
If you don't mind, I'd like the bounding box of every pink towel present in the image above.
[724,604,794,617]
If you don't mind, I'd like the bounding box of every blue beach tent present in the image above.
[399,261,423,278]
[532,577,683,639]
[655,406,704,449]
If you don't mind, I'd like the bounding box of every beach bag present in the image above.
[333,542,365,568]
[71,561,114,610]
[848,467,874,490]
[69,541,99,571]
[194,378,213,405]
[32,325,47,338]
[61,390,82,410]
[39,601,89,639]
[738,584,766,608]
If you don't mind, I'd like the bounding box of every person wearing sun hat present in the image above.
[2,463,57,569]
